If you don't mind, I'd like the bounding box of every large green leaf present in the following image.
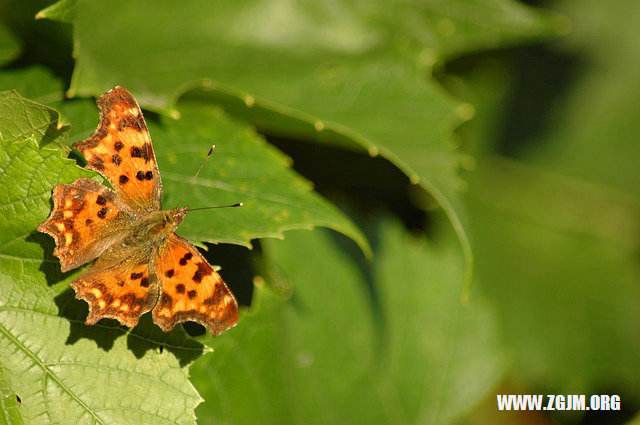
[50,0,562,284]
[191,219,504,425]
[352,0,567,62]
[65,0,562,110]
[0,91,203,425]
[0,67,64,105]
[445,36,640,394]
[154,104,369,252]
[467,158,640,392]
[520,0,640,203]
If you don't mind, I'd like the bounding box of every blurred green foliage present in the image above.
[0,0,638,424]
[445,0,640,393]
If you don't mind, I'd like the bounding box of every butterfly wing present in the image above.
[73,86,162,211]
[152,234,238,335]
[38,178,132,272]
[71,244,159,328]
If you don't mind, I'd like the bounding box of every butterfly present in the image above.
[38,86,238,335]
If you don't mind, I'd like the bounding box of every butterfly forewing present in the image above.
[73,86,162,211]
[37,178,132,272]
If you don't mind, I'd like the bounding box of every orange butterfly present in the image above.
[38,86,238,335]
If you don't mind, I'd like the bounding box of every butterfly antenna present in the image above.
[188,202,243,212]
[193,144,216,181]
[174,144,217,208]
[174,145,244,210]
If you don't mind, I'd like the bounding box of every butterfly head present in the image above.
[165,207,188,231]
[140,207,186,239]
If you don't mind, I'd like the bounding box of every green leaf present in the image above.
[191,219,503,424]
[63,0,563,109]
[0,24,19,66]
[0,91,203,425]
[35,0,77,24]
[431,0,567,59]
[0,90,66,146]
[191,228,378,425]
[373,220,504,424]
[467,157,640,392]
[0,67,64,104]
[446,46,640,392]
[0,0,73,80]
[161,104,369,252]
[348,0,567,63]
[517,0,640,203]
[52,0,560,286]
[0,365,24,425]
[184,57,467,277]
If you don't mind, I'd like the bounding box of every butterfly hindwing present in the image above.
[38,178,131,272]
[152,234,238,335]
[73,86,162,211]
[71,246,159,328]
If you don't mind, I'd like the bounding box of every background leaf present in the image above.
[191,218,503,425]
[440,0,640,404]
[339,0,567,62]
[149,104,370,253]
[35,0,76,24]
[0,67,63,104]
[514,0,640,203]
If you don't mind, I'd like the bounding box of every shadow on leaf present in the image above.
[267,136,433,236]
[126,315,204,366]
[327,226,386,354]
[40,113,68,146]
[25,231,74,286]
[54,288,124,351]
[54,288,203,366]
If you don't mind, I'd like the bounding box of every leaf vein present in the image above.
[0,321,107,425]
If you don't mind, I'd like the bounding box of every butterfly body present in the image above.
[38,87,238,335]
[122,207,186,247]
